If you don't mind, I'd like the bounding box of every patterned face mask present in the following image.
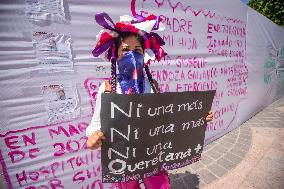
[117,51,145,94]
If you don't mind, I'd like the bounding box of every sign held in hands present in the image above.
[100,91,216,183]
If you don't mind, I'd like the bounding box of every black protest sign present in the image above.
[100,91,215,183]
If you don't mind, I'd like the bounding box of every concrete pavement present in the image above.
[169,96,284,189]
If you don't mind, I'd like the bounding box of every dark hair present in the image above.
[110,33,159,93]
[114,32,145,57]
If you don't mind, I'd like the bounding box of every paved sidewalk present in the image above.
[169,96,284,189]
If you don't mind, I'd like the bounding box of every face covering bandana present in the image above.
[117,51,145,94]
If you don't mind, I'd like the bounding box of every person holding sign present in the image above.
[86,12,213,189]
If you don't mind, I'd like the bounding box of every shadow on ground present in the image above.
[170,171,200,189]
